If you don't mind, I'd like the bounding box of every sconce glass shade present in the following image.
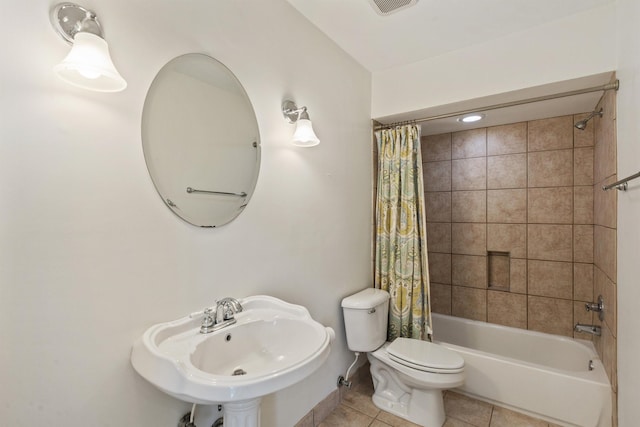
[53,32,127,92]
[292,118,320,147]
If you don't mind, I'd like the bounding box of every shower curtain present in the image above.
[374,124,432,341]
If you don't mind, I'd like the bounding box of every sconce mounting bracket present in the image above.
[51,3,103,44]
[282,100,305,124]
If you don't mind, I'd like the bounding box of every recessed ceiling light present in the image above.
[457,114,485,123]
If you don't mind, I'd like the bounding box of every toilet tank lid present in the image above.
[341,288,390,309]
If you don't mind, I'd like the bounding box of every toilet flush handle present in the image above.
[368,308,376,314]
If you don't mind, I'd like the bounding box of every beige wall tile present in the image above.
[603,277,617,338]
[417,112,616,356]
[528,149,573,187]
[594,176,617,228]
[487,153,527,189]
[574,225,594,263]
[527,115,573,152]
[452,286,487,321]
[593,317,604,361]
[452,223,487,255]
[452,191,486,223]
[487,189,527,223]
[574,263,594,302]
[487,122,527,155]
[574,147,594,185]
[430,283,452,315]
[422,133,451,162]
[574,112,595,147]
[452,158,486,191]
[574,300,594,340]
[594,125,615,184]
[488,252,509,290]
[594,225,616,282]
[528,260,573,299]
[487,223,526,258]
[595,266,617,337]
[487,291,527,329]
[601,84,617,121]
[424,160,451,192]
[527,224,573,262]
[425,192,452,223]
[426,222,451,253]
[601,323,617,392]
[593,321,618,392]
[574,186,594,224]
[452,128,486,159]
[428,252,451,284]
[452,254,487,288]
[594,92,617,183]
[510,258,527,294]
[528,296,573,336]
[527,187,573,224]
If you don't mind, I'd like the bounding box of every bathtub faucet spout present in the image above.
[574,323,601,336]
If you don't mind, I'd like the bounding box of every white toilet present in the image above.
[341,288,465,427]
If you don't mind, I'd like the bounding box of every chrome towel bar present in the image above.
[602,171,640,191]
[186,187,247,197]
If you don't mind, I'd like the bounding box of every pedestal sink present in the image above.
[130,295,334,427]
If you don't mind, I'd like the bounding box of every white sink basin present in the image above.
[130,295,335,405]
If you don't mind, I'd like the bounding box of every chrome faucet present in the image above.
[585,295,605,321]
[200,297,244,334]
[574,323,602,336]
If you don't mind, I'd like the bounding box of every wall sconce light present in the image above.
[50,3,127,92]
[282,100,320,147]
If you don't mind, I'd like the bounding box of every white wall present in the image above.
[614,0,640,425]
[371,3,617,119]
[0,1,372,426]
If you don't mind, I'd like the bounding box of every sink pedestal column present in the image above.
[224,398,261,427]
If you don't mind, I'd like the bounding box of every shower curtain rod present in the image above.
[374,80,620,131]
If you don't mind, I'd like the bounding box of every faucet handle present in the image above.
[585,295,605,321]
[200,307,216,333]
[202,307,215,325]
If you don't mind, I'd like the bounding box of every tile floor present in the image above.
[317,368,560,427]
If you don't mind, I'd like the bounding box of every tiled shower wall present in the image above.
[422,112,606,339]
[421,92,618,425]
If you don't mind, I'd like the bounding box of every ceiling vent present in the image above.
[367,0,418,16]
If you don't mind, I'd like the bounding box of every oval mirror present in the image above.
[142,54,260,227]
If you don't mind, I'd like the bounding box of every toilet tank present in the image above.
[341,288,390,352]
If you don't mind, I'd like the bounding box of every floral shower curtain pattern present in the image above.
[374,124,432,341]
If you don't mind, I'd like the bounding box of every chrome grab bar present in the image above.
[186,187,247,197]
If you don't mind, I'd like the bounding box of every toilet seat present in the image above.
[387,337,464,374]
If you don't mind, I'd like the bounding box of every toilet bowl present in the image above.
[341,288,465,427]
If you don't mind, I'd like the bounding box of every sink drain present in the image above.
[232,368,247,376]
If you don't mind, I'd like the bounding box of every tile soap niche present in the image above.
[488,251,510,291]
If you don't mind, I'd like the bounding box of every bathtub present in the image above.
[431,313,612,427]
